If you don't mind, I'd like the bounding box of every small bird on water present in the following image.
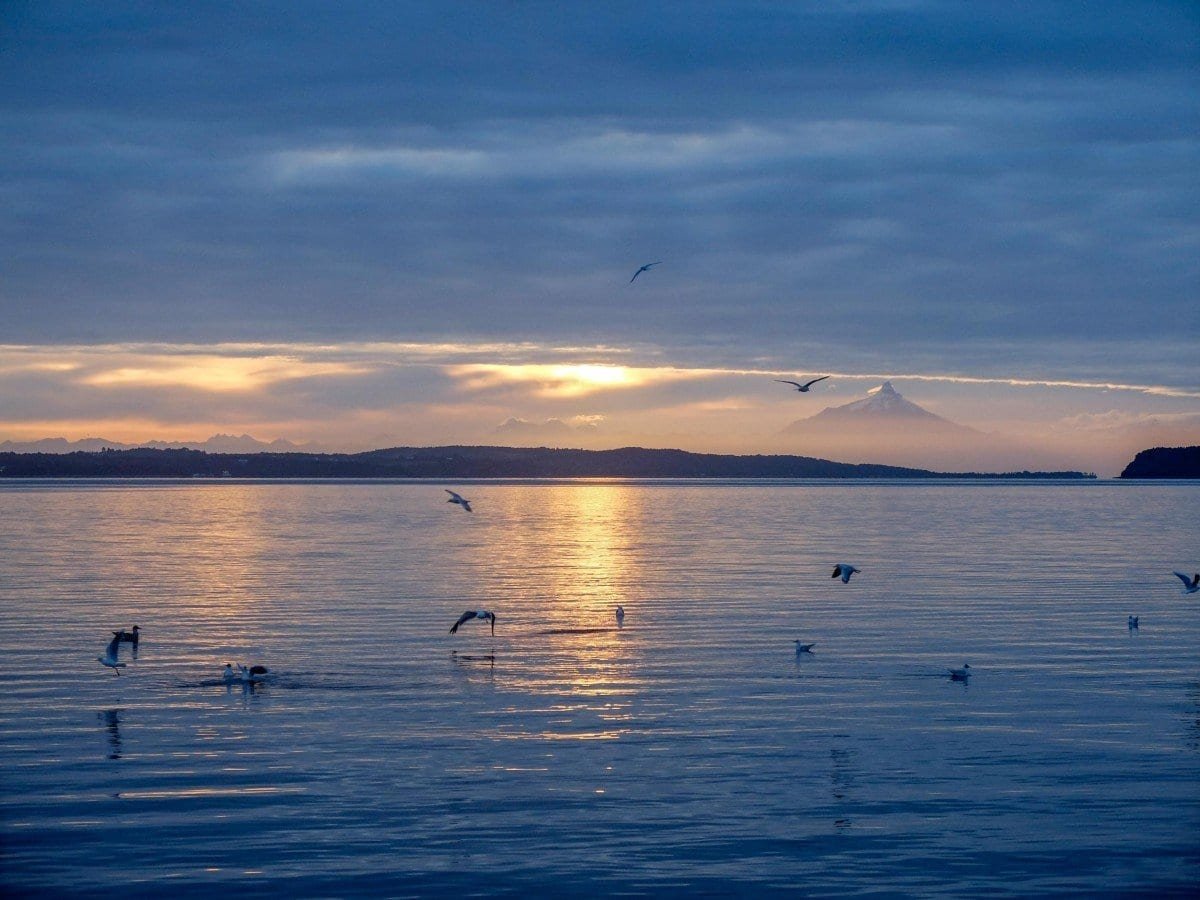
[112,625,139,646]
[831,564,860,584]
[450,610,496,635]
[794,641,815,654]
[1128,615,1139,629]
[1172,571,1199,594]
[775,376,830,393]
[629,261,662,283]
[947,663,971,681]
[445,489,472,513]
[98,634,126,675]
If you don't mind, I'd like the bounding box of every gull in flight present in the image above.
[794,641,815,654]
[445,489,473,513]
[1173,571,1199,594]
[775,376,830,393]
[947,663,971,681]
[629,261,662,283]
[831,564,860,584]
[450,609,496,635]
[98,634,126,675]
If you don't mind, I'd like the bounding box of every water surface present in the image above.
[1,480,1197,896]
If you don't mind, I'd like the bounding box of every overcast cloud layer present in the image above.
[4,2,1197,371]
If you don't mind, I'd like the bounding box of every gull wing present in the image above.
[1173,571,1193,587]
[802,375,831,389]
[450,610,476,634]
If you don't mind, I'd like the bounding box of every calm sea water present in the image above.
[1,479,1197,897]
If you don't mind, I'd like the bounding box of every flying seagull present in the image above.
[445,489,472,512]
[775,376,830,393]
[831,564,860,584]
[947,663,971,681]
[629,261,662,283]
[1173,571,1199,594]
[98,634,126,675]
[450,610,496,635]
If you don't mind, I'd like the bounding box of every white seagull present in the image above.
[98,634,126,675]
[629,261,662,283]
[445,489,473,513]
[794,641,815,653]
[947,663,971,681]
[616,605,625,628]
[450,610,496,635]
[831,564,860,584]
[1172,571,1199,594]
[223,663,270,684]
[775,376,830,393]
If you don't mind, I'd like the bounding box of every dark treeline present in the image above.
[0,445,1096,479]
[1119,446,1200,478]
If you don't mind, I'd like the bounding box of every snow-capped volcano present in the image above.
[779,381,976,435]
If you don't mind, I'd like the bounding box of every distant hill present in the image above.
[0,445,1095,480]
[1119,446,1200,478]
[779,381,975,437]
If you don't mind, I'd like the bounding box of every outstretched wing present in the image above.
[450,610,476,634]
[776,380,803,389]
[1174,571,1193,587]
[103,634,121,662]
[802,375,831,389]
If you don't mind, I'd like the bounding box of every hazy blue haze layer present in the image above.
[1,480,1197,896]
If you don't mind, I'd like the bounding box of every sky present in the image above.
[2,1,1198,474]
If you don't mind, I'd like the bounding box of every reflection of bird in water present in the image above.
[1128,615,1139,629]
[1173,571,1199,594]
[775,375,830,393]
[831,564,860,583]
[450,609,496,635]
[616,605,625,628]
[98,634,126,675]
[451,650,496,685]
[445,489,473,512]
[112,625,140,646]
[947,663,971,681]
[794,641,815,654]
[100,709,123,759]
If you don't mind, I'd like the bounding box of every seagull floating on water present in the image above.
[629,261,661,283]
[223,663,270,684]
[775,376,830,393]
[445,489,473,512]
[98,634,126,675]
[831,564,860,584]
[1128,615,1139,629]
[112,625,139,646]
[794,641,815,654]
[947,663,971,681]
[616,605,625,628]
[1173,571,1199,594]
[450,610,496,635]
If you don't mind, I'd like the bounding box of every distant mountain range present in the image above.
[0,444,1094,480]
[0,434,317,454]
